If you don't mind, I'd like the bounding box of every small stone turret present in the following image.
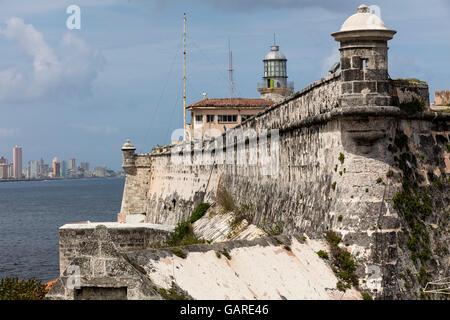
[121,140,136,173]
[332,4,397,107]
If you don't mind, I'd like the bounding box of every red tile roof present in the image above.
[187,98,274,109]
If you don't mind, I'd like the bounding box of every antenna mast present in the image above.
[183,13,187,140]
[228,38,234,98]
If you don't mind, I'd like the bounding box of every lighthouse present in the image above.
[257,44,294,103]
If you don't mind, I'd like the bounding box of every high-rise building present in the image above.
[28,160,39,179]
[13,146,22,179]
[52,157,61,178]
[69,158,76,172]
[61,160,68,178]
[80,162,90,172]
[0,156,9,179]
[38,158,45,177]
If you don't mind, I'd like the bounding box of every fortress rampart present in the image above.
[118,67,449,298]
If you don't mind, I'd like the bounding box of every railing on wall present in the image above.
[257,81,294,90]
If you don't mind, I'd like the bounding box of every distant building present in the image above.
[28,160,39,179]
[93,166,107,177]
[186,98,274,139]
[80,162,90,174]
[52,157,61,178]
[69,158,76,172]
[13,146,22,179]
[0,157,9,179]
[61,160,68,178]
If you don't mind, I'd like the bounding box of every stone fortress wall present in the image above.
[115,5,449,297]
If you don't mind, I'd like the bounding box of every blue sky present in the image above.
[0,0,449,170]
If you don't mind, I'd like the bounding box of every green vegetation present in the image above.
[393,187,432,264]
[338,215,343,222]
[376,178,383,184]
[220,248,231,260]
[338,153,345,164]
[0,277,48,300]
[228,203,255,238]
[388,128,450,298]
[326,231,358,292]
[417,266,429,286]
[166,203,211,247]
[217,186,237,213]
[259,217,283,236]
[362,292,373,300]
[394,78,427,84]
[317,250,329,260]
[215,251,221,258]
[398,98,426,115]
[386,170,394,178]
[331,181,337,190]
[153,285,190,300]
[435,108,450,114]
[189,203,211,223]
[171,247,186,259]
[335,102,340,108]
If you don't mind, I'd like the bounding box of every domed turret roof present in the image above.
[121,139,136,150]
[340,4,387,31]
[264,46,286,61]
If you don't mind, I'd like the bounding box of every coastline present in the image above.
[0,176,124,183]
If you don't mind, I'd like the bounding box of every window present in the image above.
[195,115,203,123]
[218,115,237,123]
[206,115,215,123]
[241,114,253,122]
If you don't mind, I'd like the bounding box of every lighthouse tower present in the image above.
[257,44,294,103]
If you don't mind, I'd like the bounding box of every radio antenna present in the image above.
[228,37,234,98]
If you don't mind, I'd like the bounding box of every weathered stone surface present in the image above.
[58,222,174,274]
[126,235,362,300]
[47,224,167,300]
[435,90,450,106]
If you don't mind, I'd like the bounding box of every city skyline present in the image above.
[0,145,119,180]
[0,0,449,170]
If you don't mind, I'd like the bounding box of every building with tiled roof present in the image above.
[186,97,275,139]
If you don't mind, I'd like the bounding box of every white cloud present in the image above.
[0,17,105,102]
[0,128,18,137]
[69,123,118,135]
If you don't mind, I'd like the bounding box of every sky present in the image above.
[0,0,449,170]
